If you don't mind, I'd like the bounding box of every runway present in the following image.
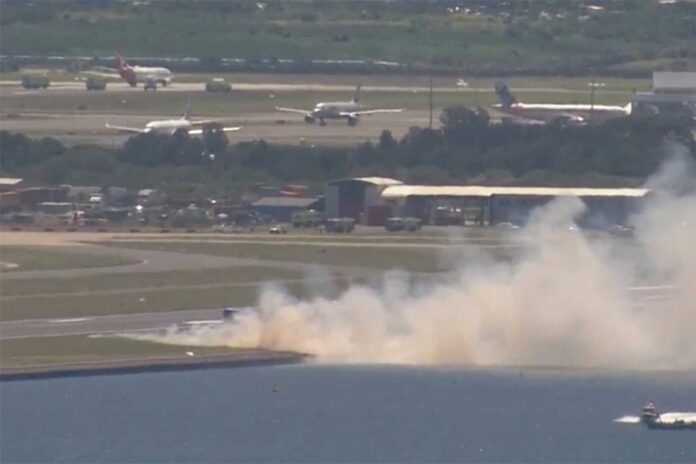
[0,110,438,146]
[0,309,224,340]
[0,79,634,95]
[0,285,677,340]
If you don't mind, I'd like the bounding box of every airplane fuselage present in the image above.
[492,102,630,123]
[312,101,362,120]
[120,65,173,87]
[144,119,191,134]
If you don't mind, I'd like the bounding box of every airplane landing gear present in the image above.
[347,117,358,127]
[319,119,327,126]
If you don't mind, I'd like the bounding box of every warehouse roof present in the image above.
[328,177,403,187]
[381,185,649,199]
[0,177,23,186]
[653,72,696,93]
[252,197,318,208]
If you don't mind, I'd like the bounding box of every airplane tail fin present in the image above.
[353,83,362,103]
[182,99,192,120]
[116,46,129,71]
[494,81,517,108]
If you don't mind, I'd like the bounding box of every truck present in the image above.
[21,75,50,89]
[325,217,355,233]
[291,210,321,228]
[385,217,422,232]
[85,76,107,91]
[205,78,232,93]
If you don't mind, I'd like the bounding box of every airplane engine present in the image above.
[347,116,358,126]
[304,115,316,124]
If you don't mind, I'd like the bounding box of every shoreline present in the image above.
[0,350,308,381]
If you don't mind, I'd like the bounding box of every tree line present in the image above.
[1,108,694,199]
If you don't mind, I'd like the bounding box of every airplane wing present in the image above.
[105,123,147,134]
[275,106,311,115]
[190,119,224,126]
[187,126,242,135]
[339,108,404,117]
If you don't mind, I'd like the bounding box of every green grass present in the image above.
[0,87,637,118]
[0,1,690,75]
[0,245,138,271]
[99,240,520,273]
[0,265,302,297]
[0,334,250,370]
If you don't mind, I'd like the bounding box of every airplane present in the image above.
[105,101,241,135]
[116,49,173,90]
[275,84,404,126]
[491,81,631,125]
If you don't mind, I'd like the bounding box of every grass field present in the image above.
[0,245,138,271]
[1,273,356,321]
[0,85,640,117]
[0,334,250,370]
[0,265,302,297]
[99,240,520,273]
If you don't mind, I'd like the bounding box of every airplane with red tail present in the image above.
[116,49,173,90]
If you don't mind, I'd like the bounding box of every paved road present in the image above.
[0,308,225,340]
[0,80,634,95]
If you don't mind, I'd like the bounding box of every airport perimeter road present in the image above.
[0,309,225,340]
[0,80,635,95]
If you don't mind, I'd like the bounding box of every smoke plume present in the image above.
[131,156,696,369]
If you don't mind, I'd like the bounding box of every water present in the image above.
[1,365,695,463]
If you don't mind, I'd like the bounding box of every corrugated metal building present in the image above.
[250,196,321,221]
[631,72,696,117]
[0,177,23,193]
[325,177,403,225]
[382,185,649,227]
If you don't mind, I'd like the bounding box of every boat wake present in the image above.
[614,415,641,424]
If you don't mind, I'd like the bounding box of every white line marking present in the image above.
[182,320,224,325]
[49,318,92,323]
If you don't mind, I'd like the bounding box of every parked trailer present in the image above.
[21,75,49,89]
[325,217,355,233]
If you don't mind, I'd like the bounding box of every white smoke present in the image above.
[130,156,696,369]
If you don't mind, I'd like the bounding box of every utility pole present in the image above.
[590,70,595,121]
[428,71,434,130]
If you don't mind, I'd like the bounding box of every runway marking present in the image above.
[48,318,92,323]
[182,320,224,325]
[628,285,676,291]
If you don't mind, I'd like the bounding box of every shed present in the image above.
[250,197,320,222]
[0,177,23,193]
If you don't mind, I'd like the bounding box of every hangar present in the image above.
[381,185,649,227]
[251,196,322,222]
[631,72,696,118]
[325,177,402,224]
